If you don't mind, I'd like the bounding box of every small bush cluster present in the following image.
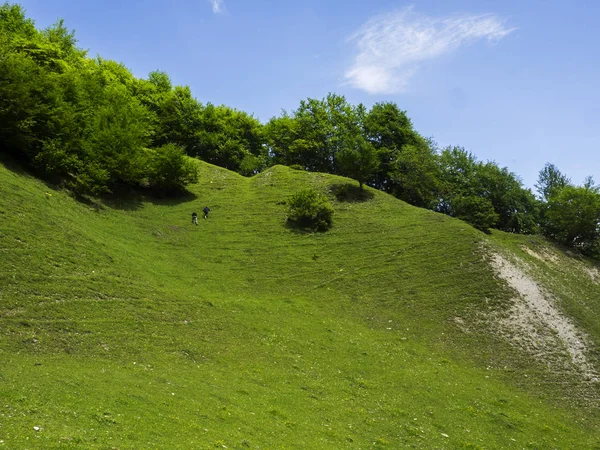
[286,189,333,231]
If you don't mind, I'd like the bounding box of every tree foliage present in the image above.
[536,163,570,202]
[0,3,196,195]
[388,142,440,208]
[265,94,361,174]
[363,102,433,196]
[194,103,265,172]
[336,134,379,189]
[3,3,599,256]
[541,181,600,255]
[146,144,199,195]
[451,195,499,233]
[437,147,538,233]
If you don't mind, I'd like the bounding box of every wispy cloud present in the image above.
[345,6,515,94]
[210,0,224,14]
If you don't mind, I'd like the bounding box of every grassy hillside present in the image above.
[1,156,599,449]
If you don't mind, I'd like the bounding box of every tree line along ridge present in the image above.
[1,2,599,256]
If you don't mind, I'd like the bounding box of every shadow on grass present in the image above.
[100,185,198,211]
[0,152,81,200]
[330,183,374,203]
[0,154,198,211]
[0,152,30,176]
[0,152,62,192]
[284,219,329,235]
[531,238,600,264]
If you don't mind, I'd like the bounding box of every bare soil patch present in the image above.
[520,245,560,264]
[585,266,600,284]
[489,252,598,382]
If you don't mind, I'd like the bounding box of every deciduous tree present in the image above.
[336,134,379,189]
[544,183,600,254]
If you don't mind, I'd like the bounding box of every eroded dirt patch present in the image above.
[520,245,560,264]
[489,252,598,381]
[521,242,599,284]
[585,266,600,284]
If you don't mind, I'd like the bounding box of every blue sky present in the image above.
[15,0,600,190]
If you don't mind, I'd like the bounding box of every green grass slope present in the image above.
[1,157,599,449]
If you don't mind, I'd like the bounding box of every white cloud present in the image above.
[345,6,515,94]
[210,0,224,14]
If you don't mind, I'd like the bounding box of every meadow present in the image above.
[1,156,599,449]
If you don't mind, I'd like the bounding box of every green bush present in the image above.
[146,144,199,195]
[286,189,333,231]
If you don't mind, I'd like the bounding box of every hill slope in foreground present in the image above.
[1,157,600,449]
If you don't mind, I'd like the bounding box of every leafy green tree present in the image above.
[437,147,538,233]
[544,183,600,254]
[137,73,266,174]
[0,4,79,162]
[193,103,264,171]
[291,97,333,172]
[437,147,479,214]
[363,102,430,193]
[239,153,266,176]
[0,5,208,196]
[264,113,299,166]
[134,71,172,131]
[388,142,440,208]
[0,45,43,158]
[0,3,36,38]
[336,134,379,189]
[536,163,571,236]
[31,57,153,193]
[452,195,499,233]
[265,98,441,206]
[160,86,203,152]
[40,18,84,64]
[0,6,180,195]
[536,163,570,201]
[136,81,203,154]
[85,82,152,186]
[147,70,172,92]
[265,94,361,173]
[477,162,539,233]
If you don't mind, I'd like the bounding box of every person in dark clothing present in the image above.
[203,206,210,219]
[192,212,198,225]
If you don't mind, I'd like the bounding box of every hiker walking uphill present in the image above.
[203,206,210,219]
[192,212,198,225]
